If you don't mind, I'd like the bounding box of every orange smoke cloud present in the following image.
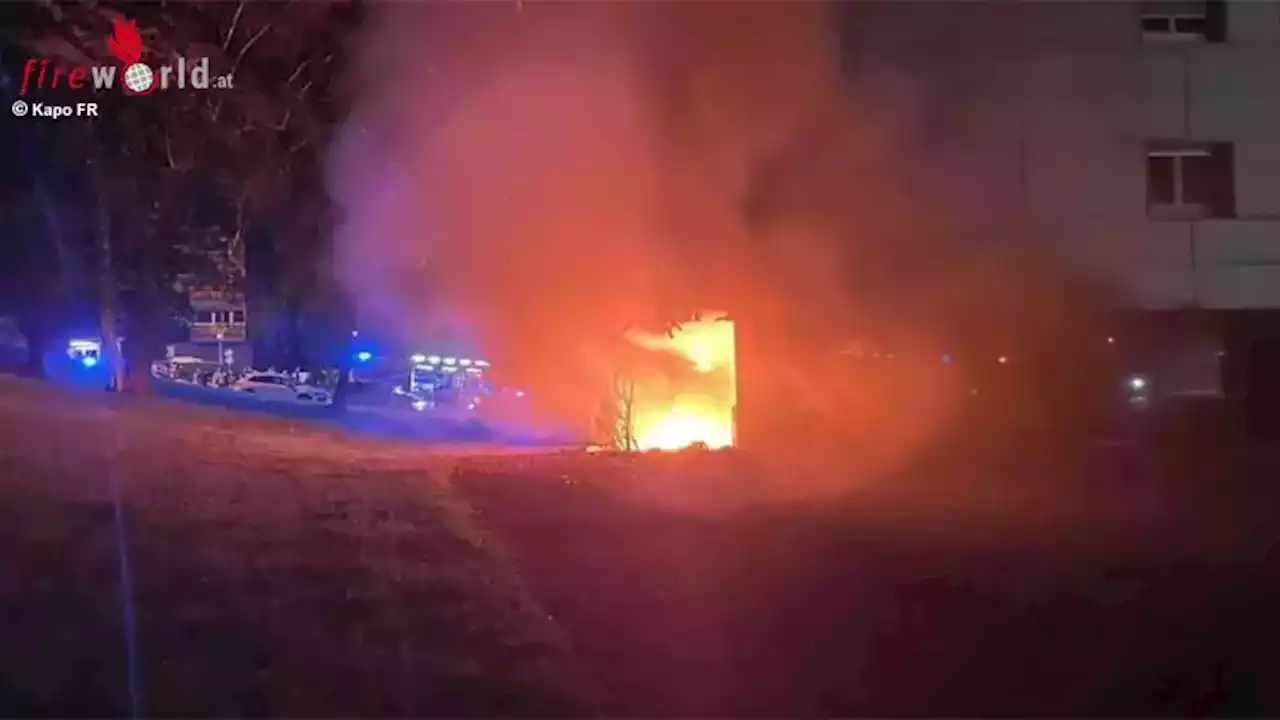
[329,2,1122,482]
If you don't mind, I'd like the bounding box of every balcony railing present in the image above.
[189,289,246,308]
[189,324,247,342]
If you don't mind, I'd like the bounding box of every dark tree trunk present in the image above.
[91,158,123,392]
[122,313,165,395]
[330,359,351,412]
[14,312,49,379]
[120,236,172,395]
[327,295,356,413]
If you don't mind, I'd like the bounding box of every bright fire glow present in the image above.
[624,313,736,451]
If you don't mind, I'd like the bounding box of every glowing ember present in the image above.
[623,313,736,451]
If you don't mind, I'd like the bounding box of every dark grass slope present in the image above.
[5,375,1279,717]
[454,436,1280,716]
[0,377,589,717]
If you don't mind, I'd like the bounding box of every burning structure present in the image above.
[608,313,737,451]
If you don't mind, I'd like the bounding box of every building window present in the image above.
[1146,142,1235,220]
[193,310,247,325]
[1140,0,1226,42]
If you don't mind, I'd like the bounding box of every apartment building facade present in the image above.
[166,288,252,369]
[829,0,1280,414]
[1049,0,1280,311]
[841,0,1279,306]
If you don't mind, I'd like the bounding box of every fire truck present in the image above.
[398,354,492,410]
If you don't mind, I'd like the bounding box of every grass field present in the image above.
[2,376,1279,716]
[0,377,588,716]
[451,423,1280,715]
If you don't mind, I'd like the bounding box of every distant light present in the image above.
[411,354,427,363]
[69,338,101,350]
[942,353,955,364]
[356,351,373,362]
[459,358,472,366]
[443,357,457,365]
[1128,375,1148,391]
[997,355,1009,364]
[80,355,99,368]
[475,360,490,367]
[466,403,476,410]
[427,355,441,365]
[411,399,427,411]
[515,390,525,397]
[351,330,359,337]
[1107,336,1116,344]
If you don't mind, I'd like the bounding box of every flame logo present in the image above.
[108,16,143,65]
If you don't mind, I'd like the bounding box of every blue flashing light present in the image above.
[355,351,373,363]
[81,355,99,368]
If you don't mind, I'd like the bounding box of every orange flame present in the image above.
[108,17,144,65]
[624,313,736,451]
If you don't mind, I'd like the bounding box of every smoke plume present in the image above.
[329,2,1121,476]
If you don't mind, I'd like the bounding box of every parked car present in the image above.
[232,372,332,405]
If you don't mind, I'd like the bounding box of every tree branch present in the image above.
[164,127,178,169]
[208,91,223,123]
[231,23,271,77]
[287,58,310,86]
[223,1,245,52]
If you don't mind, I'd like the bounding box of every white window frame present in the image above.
[1141,1,1210,42]
[1147,146,1211,219]
[191,309,247,326]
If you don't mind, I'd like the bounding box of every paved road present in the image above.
[151,380,575,447]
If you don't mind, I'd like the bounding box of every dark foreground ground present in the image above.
[1,377,1279,716]
[454,439,1280,716]
[0,378,584,716]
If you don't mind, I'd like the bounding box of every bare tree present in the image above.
[12,0,358,390]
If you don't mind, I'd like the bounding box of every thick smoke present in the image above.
[330,2,1120,468]
[329,2,855,426]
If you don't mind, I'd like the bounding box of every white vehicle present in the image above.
[232,372,332,405]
